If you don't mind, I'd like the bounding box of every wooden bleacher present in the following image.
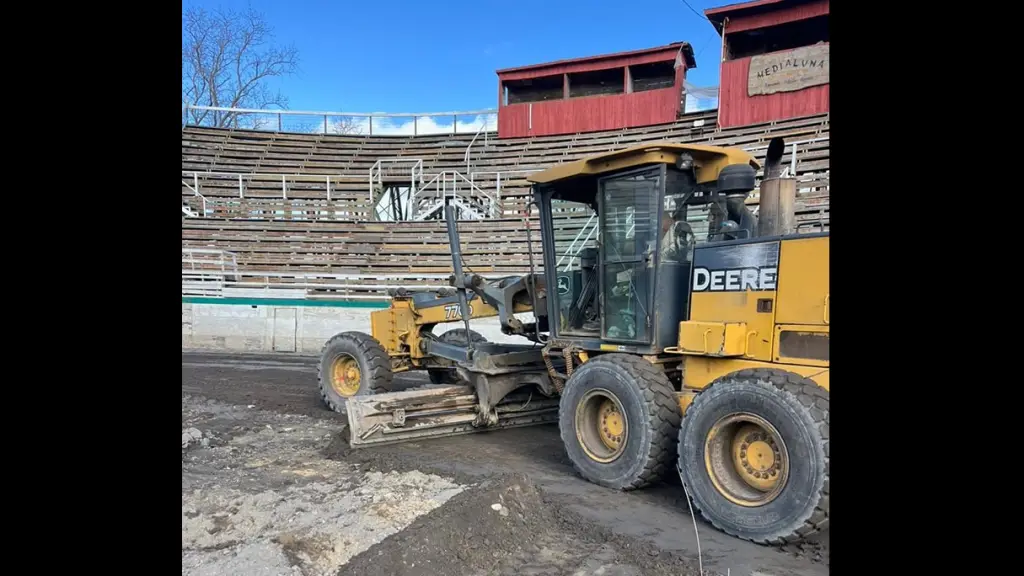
[182,109,829,298]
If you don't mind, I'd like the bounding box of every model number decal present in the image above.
[444,303,473,319]
[692,267,777,292]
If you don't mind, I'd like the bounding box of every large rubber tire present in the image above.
[558,354,681,491]
[678,368,829,545]
[317,331,394,414]
[427,328,487,384]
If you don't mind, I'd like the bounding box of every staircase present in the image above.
[411,171,498,220]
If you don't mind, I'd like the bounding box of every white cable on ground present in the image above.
[680,477,704,576]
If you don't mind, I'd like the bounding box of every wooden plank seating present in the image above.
[183,109,829,297]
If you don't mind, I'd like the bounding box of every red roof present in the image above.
[496,41,696,76]
[705,0,817,34]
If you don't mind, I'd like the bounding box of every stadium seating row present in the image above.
[181,109,829,298]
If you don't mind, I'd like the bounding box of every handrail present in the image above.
[453,172,498,219]
[556,213,598,271]
[184,270,520,281]
[464,120,492,174]
[182,178,208,216]
[181,268,527,299]
[183,170,349,201]
[182,170,353,181]
[186,104,498,118]
[368,159,424,218]
[414,170,499,219]
[468,169,543,213]
[183,104,498,137]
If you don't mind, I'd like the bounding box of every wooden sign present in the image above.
[747,43,829,96]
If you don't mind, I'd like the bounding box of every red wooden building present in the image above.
[705,0,829,129]
[495,42,696,139]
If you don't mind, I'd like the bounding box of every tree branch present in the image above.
[182,5,300,128]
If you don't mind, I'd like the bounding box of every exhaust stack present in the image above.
[757,137,797,237]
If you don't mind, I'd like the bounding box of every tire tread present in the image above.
[680,368,829,545]
[316,331,393,413]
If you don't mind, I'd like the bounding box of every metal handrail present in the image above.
[414,170,499,219]
[464,120,493,174]
[368,159,424,217]
[468,169,543,214]
[181,268,528,299]
[555,213,598,271]
[183,104,498,137]
[182,170,349,201]
[182,178,208,216]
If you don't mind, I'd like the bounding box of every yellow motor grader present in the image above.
[318,141,829,546]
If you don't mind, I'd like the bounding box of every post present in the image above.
[326,175,331,202]
[444,205,475,351]
[453,114,458,134]
[414,117,418,136]
[278,113,282,132]
[368,117,373,136]
[282,174,287,200]
[757,176,797,237]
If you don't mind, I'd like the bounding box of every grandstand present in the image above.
[182,106,829,300]
[183,0,829,309]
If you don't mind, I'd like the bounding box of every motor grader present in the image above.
[317,141,829,546]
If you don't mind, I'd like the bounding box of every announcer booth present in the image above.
[705,0,829,129]
[496,42,696,139]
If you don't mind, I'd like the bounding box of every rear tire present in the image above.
[427,328,487,384]
[317,331,393,415]
[558,354,681,490]
[677,369,829,545]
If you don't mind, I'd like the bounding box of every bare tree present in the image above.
[182,6,299,129]
[330,116,363,135]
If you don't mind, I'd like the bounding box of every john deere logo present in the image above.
[557,276,570,295]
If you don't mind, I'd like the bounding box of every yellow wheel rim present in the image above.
[704,413,788,507]
[330,354,361,397]
[574,388,627,463]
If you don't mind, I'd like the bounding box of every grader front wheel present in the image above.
[559,354,681,491]
[678,369,829,545]
[317,331,394,414]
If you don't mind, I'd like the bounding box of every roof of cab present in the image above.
[527,142,760,185]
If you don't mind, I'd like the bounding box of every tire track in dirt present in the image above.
[182,351,829,576]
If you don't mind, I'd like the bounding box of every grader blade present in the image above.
[345,385,559,448]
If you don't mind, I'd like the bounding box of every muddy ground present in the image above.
[182,351,829,576]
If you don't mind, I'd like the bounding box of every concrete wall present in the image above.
[182,297,534,355]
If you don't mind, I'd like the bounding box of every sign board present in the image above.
[747,43,829,96]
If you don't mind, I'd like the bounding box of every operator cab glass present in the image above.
[598,166,659,343]
[539,148,758,352]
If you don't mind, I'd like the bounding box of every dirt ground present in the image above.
[182,351,829,576]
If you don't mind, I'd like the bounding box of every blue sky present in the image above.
[183,0,725,115]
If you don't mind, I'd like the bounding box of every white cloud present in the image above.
[320,113,497,136]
